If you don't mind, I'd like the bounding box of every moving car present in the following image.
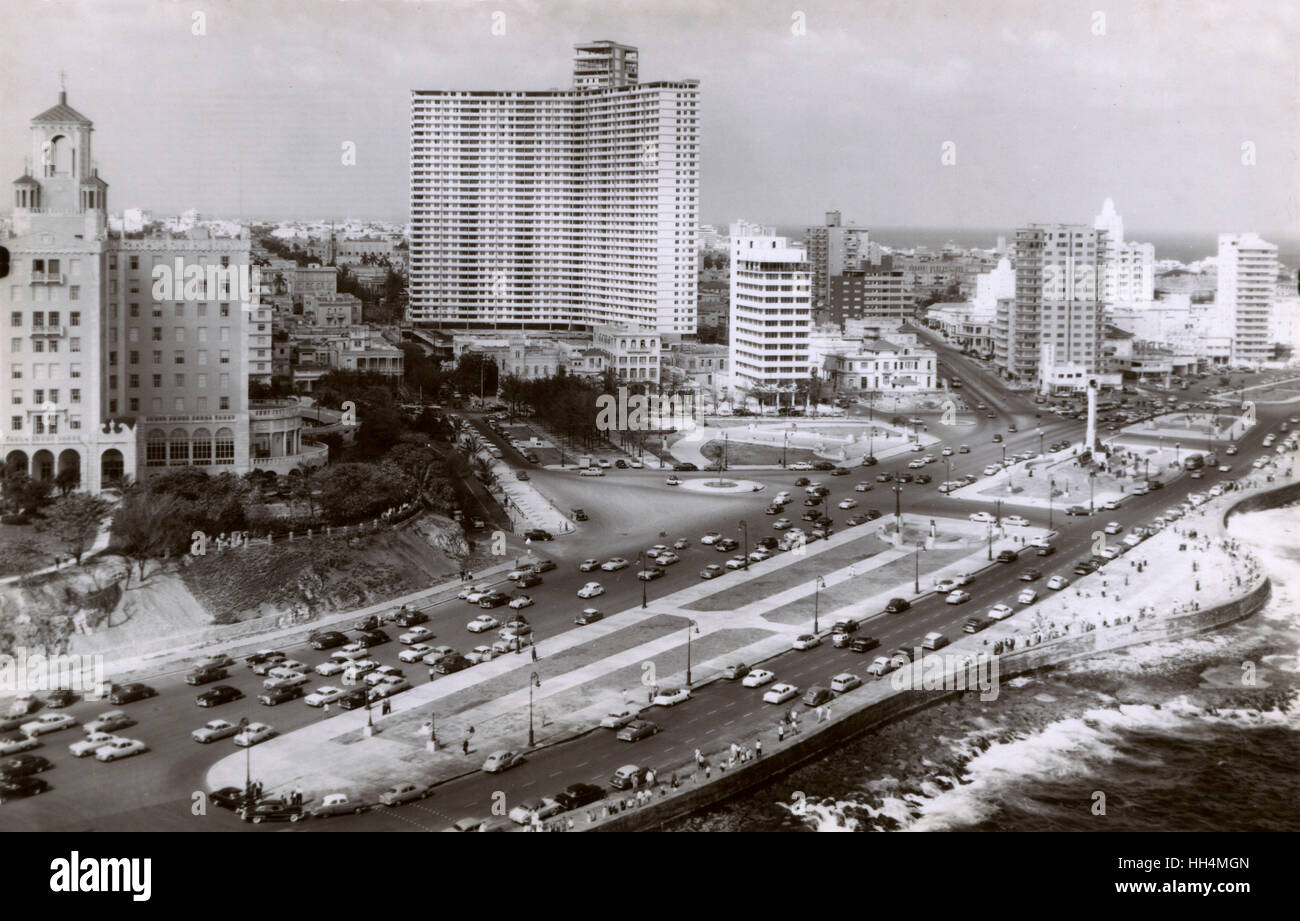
[577,582,605,599]
[617,720,661,742]
[1017,589,1038,605]
[574,608,604,625]
[885,597,911,613]
[84,711,135,734]
[309,632,348,650]
[233,723,275,747]
[867,656,897,677]
[963,618,993,634]
[20,713,78,736]
[311,793,365,818]
[850,636,880,653]
[0,754,53,778]
[482,750,526,773]
[0,734,41,757]
[830,673,862,693]
[238,799,304,824]
[792,634,821,650]
[1047,575,1070,590]
[763,683,800,705]
[945,590,971,604]
[743,669,776,688]
[305,686,348,708]
[109,683,158,705]
[723,663,751,680]
[1019,568,1042,581]
[509,797,565,825]
[509,595,535,610]
[1104,521,1122,535]
[922,631,949,650]
[258,685,305,706]
[400,626,434,645]
[379,782,432,806]
[192,720,240,744]
[803,686,834,707]
[1004,515,1030,527]
[70,732,122,757]
[94,738,148,762]
[601,557,630,571]
[652,688,691,707]
[600,710,637,729]
[467,615,500,633]
[0,776,50,803]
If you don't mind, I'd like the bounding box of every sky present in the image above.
[2,0,1296,237]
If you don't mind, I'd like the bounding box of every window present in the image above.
[192,428,212,464]
[219,396,230,410]
[10,416,20,431]
[174,304,184,318]
[174,351,184,364]
[174,374,184,387]
[48,389,58,403]
[198,327,207,343]
[197,374,207,388]
[129,374,139,388]
[109,399,117,413]
[129,397,139,412]
[70,416,80,430]
[33,389,43,403]
[219,327,230,343]
[48,340,57,353]
[33,311,43,327]
[146,430,167,466]
[197,396,208,411]
[214,428,234,464]
[33,417,43,435]
[151,397,162,413]
[10,338,19,352]
[9,312,19,326]
[71,388,80,403]
[219,373,229,389]
[151,327,161,341]
[70,338,80,352]
[219,350,229,364]
[70,363,80,378]
[129,303,139,318]
[174,398,185,412]
[10,366,19,379]
[109,375,117,389]
[219,304,230,317]
[129,351,138,365]
[70,311,79,326]
[69,286,79,301]
[151,374,161,388]
[198,350,207,365]
[175,328,184,343]
[10,390,20,405]
[152,350,161,364]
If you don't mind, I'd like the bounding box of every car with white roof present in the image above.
[467,614,500,633]
[762,683,800,704]
[191,719,240,743]
[742,668,776,688]
[305,686,348,708]
[70,731,121,757]
[95,738,148,762]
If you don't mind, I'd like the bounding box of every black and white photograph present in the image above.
[0,0,1295,892]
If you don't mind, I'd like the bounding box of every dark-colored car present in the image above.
[356,630,390,648]
[1149,479,1165,490]
[673,462,698,472]
[812,485,831,497]
[1073,560,1099,575]
[636,568,666,582]
[1065,505,1090,516]
[554,783,605,810]
[574,609,604,626]
[831,467,850,476]
[515,572,543,589]
[723,663,750,680]
[478,592,510,609]
[885,598,910,613]
[389,609,427,630]
[995,549,1018,563]
[849,636,880,653]
[309,631,348,650]
[803,686,834,707]
[813,461,836,471]
[0,776,50,803]
[616,720,661,742]
[355,615,382,633]
[244,650,285,667]
[524,529,554,541]
[196,685,244,708]
[258,685,305,706]
[896,473,914,484]
[714,538,740,552]
[434,655,471,676]
[963,618,993,634]
[532,559,557,573]
[1036,544,1057,557]
[184,664,229,686]
[802,497,822,507]
[793,477,811,487]
[915,474,932,484]
[864,509,882,521]
[801,510,820,522]
[0,754,53,778]
[44,689,77,709]
[756,536,779,550]
[1020,568,1042,581]
[209,786,250,811]
[238,798,305,824]
[571,508,589,521]
[109,683,158,705]
[336,687,368,710]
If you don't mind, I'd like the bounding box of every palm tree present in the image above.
[470,455,497,489]
[292,463,318,518]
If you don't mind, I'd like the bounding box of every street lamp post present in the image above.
[638,552,647,609]
[814,576,825,633]
[527,671,540,746]
[1089,470,1097,514]
[914,541,922,594]
[1048,477,1055,530]
[1175,441,1181,466]
[944,456,951,491]
[782,431,790,469]
[685,619,698,685]
[739,520,749,570]
[893,483,903,533]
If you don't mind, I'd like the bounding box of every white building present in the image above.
[728,221,811,396]
[592,324,661,383]
[972,256,1015,311]
[408,40,699,334]
[823,338,937,393]
[1094,199,1154,307]
[1215,233,1278,365]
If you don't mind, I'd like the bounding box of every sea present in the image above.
[668,503,1300,832]
[768,225,1300,272]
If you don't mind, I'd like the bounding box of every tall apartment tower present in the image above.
[1215,232,1278,365]
[805,211,871,313]
[1093,198,1154,307]
[409,41,699,334]
[728,221,811,397]
[1,93,253,493]
[1005,223,1108,389]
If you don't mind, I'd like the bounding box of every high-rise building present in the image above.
[728,221,811,396]
[1093,199,1153,307]
[408,40,699,334]
[1215,233,1278,365]
[827,260,913,325]
[805,211,871,313]
[1001,224,1109,390]
[1,94,322,493]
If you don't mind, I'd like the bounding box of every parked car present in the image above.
[574,608,604,626]
[311,793,365,818]
[238,799,304,824]
[617,720,661,742]
[380,782,432,806]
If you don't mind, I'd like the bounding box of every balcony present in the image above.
[250,440,329,472]
[29,325,67,337]
[30,272,66,285]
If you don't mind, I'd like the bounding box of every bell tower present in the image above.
[14,88,107,232]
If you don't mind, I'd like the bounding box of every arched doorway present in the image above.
[32,450,54,482]
[169,428,189,466]
[57,449,80,489]
[100,449,124,487]
[4,450,28,477]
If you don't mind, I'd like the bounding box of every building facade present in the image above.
[1215,232,1278,365]
[409,40,699,334]
[728,221,811,396]
[805,211,872,312]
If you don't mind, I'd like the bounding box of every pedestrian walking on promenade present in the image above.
[462,739,469,756]
[531,645,538,662]
[777,723,785,742]
[756,739,762,758]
